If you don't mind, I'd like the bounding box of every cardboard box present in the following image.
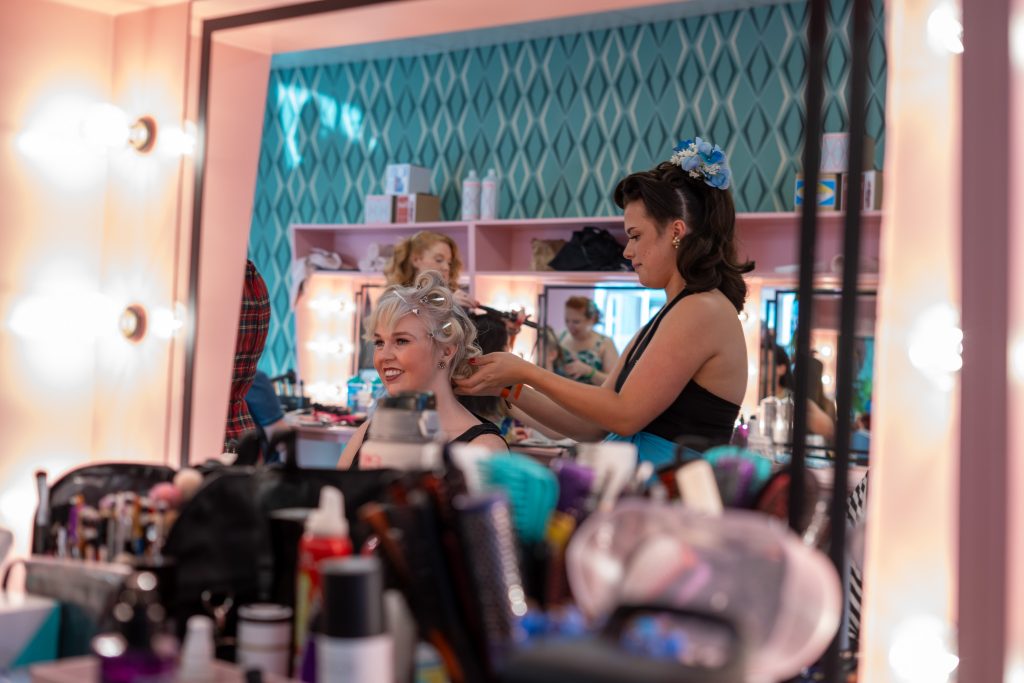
[385,164,432,195]
[364,194,394,224]
[820,133,876,173]
[394,193,441,223]
[840,170,884,211]
[794,173,842,210]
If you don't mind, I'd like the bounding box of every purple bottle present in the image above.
[93,571,177,683]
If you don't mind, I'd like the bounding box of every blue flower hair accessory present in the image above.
[670,137,731,190]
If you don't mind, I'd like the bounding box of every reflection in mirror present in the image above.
[758,287,876,460]
[539,284,665,379]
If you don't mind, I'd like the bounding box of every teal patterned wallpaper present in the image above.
[249,0,887,375]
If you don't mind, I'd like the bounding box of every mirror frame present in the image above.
[181,0,396,465]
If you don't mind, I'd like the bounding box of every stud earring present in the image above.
[671,235,681,249]
[438,359,447,369]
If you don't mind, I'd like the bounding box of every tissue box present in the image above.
[1,594,59,670]
[820,133,876,173]
[794,173,842,210]
[394,193,441,223]
[364,194,395,224]
[385,164,432,195]
[840,170,884,211]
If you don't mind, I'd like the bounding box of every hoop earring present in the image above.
[671,235,681,249]
[438,359,447,369]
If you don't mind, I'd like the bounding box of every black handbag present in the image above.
[548,226,632,271]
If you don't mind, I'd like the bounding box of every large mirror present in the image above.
[758,285,877,460]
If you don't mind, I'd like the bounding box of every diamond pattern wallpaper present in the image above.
[249,0,887,375]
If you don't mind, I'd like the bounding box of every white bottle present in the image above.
[461,169,481,220]
[480,168,499,219]
[178,615,216,683]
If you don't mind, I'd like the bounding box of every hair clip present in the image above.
[412,307,420,315]
[436,320,454,336]
[420,292,447,306]
[670,137,731,190]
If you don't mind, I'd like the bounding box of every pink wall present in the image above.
[0,0,190,560]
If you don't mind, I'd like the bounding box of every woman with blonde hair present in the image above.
[339,271,507,468]
[384,230,477,309]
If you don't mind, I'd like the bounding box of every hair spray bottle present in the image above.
[316,556,392,683]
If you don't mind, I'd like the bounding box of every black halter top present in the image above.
[614,288,741,445]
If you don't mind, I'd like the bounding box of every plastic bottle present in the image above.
[294,487,352,672]
[346,375,365,414]
[480,168,499,220]
[317,556,393,683]
[177,615,215,683]
[94,571,177,683]
[461,169,481,220]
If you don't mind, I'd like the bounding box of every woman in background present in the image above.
[385,230,478,309]
[772,344,836,442]
[559,296,619,385]
[339,272,507,468]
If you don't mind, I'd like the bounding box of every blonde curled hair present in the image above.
[364,270,480,380]
[384,231,463,290]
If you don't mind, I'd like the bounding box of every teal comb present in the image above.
[478,454,559,543]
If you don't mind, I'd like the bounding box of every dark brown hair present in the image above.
[614,161,754,312]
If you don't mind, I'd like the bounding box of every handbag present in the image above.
[548,226,632,272]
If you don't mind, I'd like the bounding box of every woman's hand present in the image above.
[454,352,530,396]
[562,359,592,380]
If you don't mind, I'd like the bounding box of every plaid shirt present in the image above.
[224,260,270,448]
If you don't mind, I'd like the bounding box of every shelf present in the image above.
[474,270,639,283]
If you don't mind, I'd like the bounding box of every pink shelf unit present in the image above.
[473,217,625,272]
[290,221,471,270]
[736,211,883,278]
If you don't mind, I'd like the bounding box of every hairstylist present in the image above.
[456,139,754,466]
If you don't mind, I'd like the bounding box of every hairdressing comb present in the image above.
[389,493,485,683]
[454,493,529,673]
[478,454,558,543]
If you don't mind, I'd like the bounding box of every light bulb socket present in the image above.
[128,116,157,153]
[119,304,147,341]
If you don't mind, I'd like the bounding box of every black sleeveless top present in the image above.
[350,413,502,469]
[614,289,741,445]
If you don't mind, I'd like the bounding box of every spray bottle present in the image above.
[294,487,352,672]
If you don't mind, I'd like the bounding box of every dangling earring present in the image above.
[671,235,681,249]
[438,359,447,369]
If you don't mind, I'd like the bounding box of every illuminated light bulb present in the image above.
[908,303,963,390]
[822,374,833,386]
[80,103,131,149]
[820,344,834,358]
[738,310,749,322]
[927,2,964,55]
[118,304,147,341]
[156,121,195,156]
[888,615,959,682]
[308,297,354,315]
[151,305,185,339]
[306,338,353,356]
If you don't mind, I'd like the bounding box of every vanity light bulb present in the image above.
[118,304,147,342]
[888,615,959,682]
[927,2,964,55]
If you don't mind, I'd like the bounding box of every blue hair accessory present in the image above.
[670,137,732,190]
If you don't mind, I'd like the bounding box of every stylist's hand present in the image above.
[455,352,529,396]
[453,289,480,310]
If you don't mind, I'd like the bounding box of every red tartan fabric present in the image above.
[224,260,270,448]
